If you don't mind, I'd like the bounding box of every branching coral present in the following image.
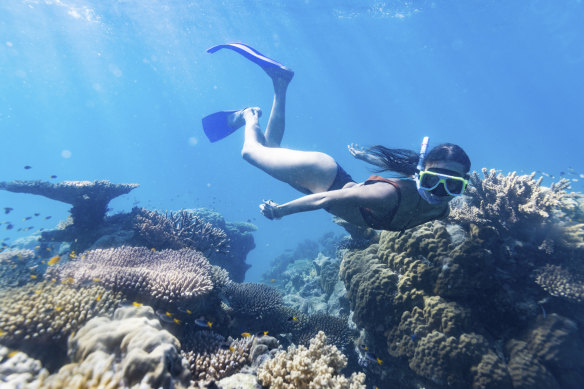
[181,330,254,384]
[257,331,366,389]
[47,246,214,305]
[40,305,190,389]
[448,169,578,246]
[131,208,229,254]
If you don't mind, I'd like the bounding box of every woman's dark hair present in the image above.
[368,143,471,175]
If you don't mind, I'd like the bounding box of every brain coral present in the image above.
[40,305,190,389]
[47,246,214,305]
[257,330,366,389]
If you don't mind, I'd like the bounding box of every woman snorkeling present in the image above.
[204,43,471,232]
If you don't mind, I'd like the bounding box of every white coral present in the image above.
[257,331,365,389]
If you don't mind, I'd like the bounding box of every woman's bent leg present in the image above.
[239,108,337,193]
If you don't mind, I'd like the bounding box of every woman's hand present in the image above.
[259,200,282,220]
[347,143,368,161]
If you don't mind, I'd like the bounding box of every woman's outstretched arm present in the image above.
[259,182,397,220]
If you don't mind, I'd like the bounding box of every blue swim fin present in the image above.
[206,42,292,73]
[202,110,240,143]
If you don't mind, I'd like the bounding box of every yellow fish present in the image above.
[173,318,182,325]
[30,274,37,279]
[34,290,41,295]
[47,256,61,265]
[241,332,251,338]
[34,245,40,249]
[376,357,383,365]
[186,309,192,315]
[151,248,156,252]
[51,278,57,283]
[68,251,76,258]
[132,301,143,307]
[55,306,63,311]
[7,350,19,358]
[270,278,276,283]
[0,330,5,336]
[96,294,102,302]
[165,312,173,317]
[92,277,101,283]
[229,345,235,352]
[61,277,74,284]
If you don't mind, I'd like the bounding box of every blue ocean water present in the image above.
[1,0,583,281]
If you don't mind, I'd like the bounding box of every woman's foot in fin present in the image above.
[265,66,294,89]
[228,107,262,128]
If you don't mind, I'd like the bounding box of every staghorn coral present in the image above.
[47,246,214,305]
[131,208,229,254]
[535,264,584,302]
[0,179,138,229]
[0,281,120,346]
[181,330,254,384]
[41,305,190,389]
[257,331,366,389]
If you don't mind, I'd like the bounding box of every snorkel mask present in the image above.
[415,137,451,205]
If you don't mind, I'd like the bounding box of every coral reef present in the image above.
[0,248,38,287]
[223,282,285,320]
[40,305,190,389]
[340,213,584,389]
[47,246,214,306]
[0,180,138,230]
[181,330,254,384]
[0,346,49,388]
[131,208,229,254]
[257,330,366,389]
[535,264,584,302]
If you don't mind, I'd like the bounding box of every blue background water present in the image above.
[1,0,583,281]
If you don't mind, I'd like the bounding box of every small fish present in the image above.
[96,294,102,301]
[51,278,57,283]
[132,301,143,307]
[30,274,37,279]
[365,352,383,365]
[359,344,368,351]
[50,175,57,179]
[44,216,52,220]
[151,248,156,252]
[46,247,51,251]
[55,306,63,312]
[270,278,276,283]
[241,332,252,338]
[156,310,174,323]
[165,311,173,317]
[24,165,32,170]
[219,343,231,350]
[61,277,74,284]
[47,256,61,265]
[186,309,192,314]
[194,318,213,328]
[173,318,182,325]
[6,223,13,230]
[34,245,40,249]
[560,171,566,176]
[3,207,13,214]
[34,290,41,295]
[0,330,5,336]
[256,331,269,337]
[68,251,76,258]
[7,350,19,358]
[288,316,299,322]
[34,213,40,216]
[92,277,101,283]
[23,216,32,221]
[229,345,235,352]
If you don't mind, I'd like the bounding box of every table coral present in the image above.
[257,331,366,389]
[47,246,214,305]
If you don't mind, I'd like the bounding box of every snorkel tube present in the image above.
[415,136,449,205]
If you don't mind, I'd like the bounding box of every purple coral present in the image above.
[48,246,213,304]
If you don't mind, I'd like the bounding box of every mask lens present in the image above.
[445,178,463,194]
[420,172,440,189]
